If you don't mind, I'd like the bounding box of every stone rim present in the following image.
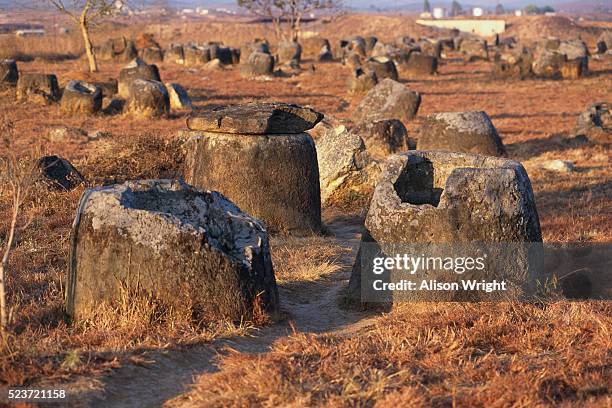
[186,102,324,134]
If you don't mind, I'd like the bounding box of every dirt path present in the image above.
[65,211,375,408]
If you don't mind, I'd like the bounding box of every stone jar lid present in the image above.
[187,102,324,134]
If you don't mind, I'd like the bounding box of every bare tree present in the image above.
[45,0,125,73]
[0,119,39,335]
[238,0,343,42]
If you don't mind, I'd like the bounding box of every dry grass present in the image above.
[169,301,611,407]
[0,10,609,404]
[0,134,252,386]
[0,33,84,62]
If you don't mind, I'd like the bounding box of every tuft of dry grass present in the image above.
[169,301,611,407]
[0,34,84,62]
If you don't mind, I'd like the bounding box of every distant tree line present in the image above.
[524,4,555,14]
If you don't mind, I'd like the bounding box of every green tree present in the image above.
[423,0,431,13]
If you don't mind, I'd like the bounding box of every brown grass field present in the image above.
[0,11,610,407]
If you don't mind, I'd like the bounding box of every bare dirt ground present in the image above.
[0,13,610,408]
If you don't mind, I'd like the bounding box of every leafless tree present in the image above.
[238,0,343,42]
[0,118,39,335]
[45,0,126,72]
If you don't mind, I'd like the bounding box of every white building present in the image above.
[473,7,484,17]
[514,10,523,17]
[432,7,446,19]
[15,29,45,37]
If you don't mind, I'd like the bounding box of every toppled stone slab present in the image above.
[60,80,102,115]
[538,159,575,173]
[348,151,542,304]
[316,124,380,206]
[353,79,421,124]
[187,102,324,134]
[66,179,279,322]
[418,111,506,157]
[38,155,85,190]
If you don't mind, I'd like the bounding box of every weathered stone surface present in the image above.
[558,39,588,60]
[339,36,366,59]
[401,52,437,75]
[596,32,612,54]
[118,58,161,99]
[97,37,137,62]
[560,59,583,79]
[16,73,60,104]
[0,59,18,87]
[537,37,560,52]
[364,57,398,81]
[364,36,378,53]
[492,48,533,79]
[342,51,362,70]
[164,44,184,64]
[165,83,192,110]
[187,102,323,134]
[532,50,566,79]
[203,59,225,71]
[574,101,611,142]
[318,46,334,62]
[460,38,488,61]
[347,68,378,95]
[60,80,102,115]
[183,130,322,234]
[91,79,118,98]
[183,45,211,66]
[278,41,302,63]
[66,179,279,322]
[241,40,270,61]
[240,51,275,77]
[418,111,506,156]
[538,159,575,173]
[302,37,331,58]
[353,79,421,124]
[47,126,88,143]
[348,151,542,303]
[38,155,85,190]
[139,47,164,63]
[352,118,409,160]
[419,39,442,58]
[316,124,380,206]
[125,79,169,118]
